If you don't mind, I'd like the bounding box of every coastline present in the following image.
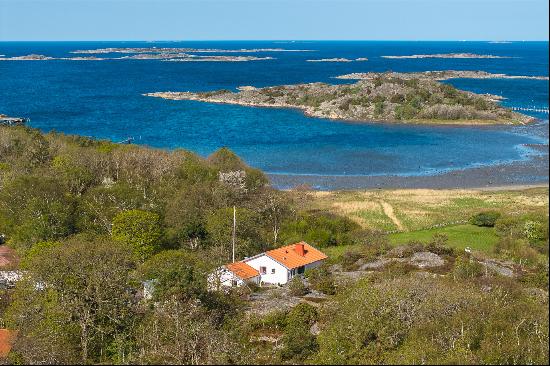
[268,153,549,191]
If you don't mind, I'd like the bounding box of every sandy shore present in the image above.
[269,153,549,191]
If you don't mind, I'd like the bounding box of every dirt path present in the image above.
[379,201,405,231]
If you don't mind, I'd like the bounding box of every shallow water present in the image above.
[0,41,548,188]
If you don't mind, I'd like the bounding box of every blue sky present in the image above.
[1,0,548,41]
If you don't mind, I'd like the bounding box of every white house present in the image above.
[210,241,327,288]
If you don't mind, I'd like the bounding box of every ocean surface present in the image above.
[0,41,548,189]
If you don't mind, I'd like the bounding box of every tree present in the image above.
[138,250,208,302]
[111,209,163,260]
[6,236,137,364]
[206,207,264,259]
[258,191,292,246]
[0,176,76,250]
[133,299,240,365]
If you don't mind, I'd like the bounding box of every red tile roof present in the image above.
[225,262,260,280]
[0,329,16,359]
[265,242,327,270]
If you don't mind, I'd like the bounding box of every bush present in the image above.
[426,233,455,256]
[288,276,309,297]
[453,256,484,280]
[519,264,549,288]
[306,265,336,295]
[341,250,363,270]
[287,303,318,326]
[470,211,501,227]
[523,220,547,244]
[280,303,319,361]
[357,229,391,260]
[280,212,360,248]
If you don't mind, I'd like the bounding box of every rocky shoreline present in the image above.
[268,154,549,191]
[145,72,534,125]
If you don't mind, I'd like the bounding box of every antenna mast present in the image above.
[232,206,236,263]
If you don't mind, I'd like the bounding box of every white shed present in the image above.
[208,261,260,290]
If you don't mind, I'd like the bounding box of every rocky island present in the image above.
[0,54,54,61]
[306,57,368,62]
[381,53,512,59]
[70,47,313,54]
[335,70,549,81]
[145,72,533,125]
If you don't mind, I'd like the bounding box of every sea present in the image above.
[0,41,548,189]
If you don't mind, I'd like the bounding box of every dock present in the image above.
[0,114,29,126]
[511,106,549,114]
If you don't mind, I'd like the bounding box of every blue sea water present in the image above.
[0,41,548,188]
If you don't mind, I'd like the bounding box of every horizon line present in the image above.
[1,39,549,42]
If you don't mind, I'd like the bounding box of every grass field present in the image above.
[304,187,548,260]
[389,224,499,251]
[304,187,548,232]
[323,224,499,260]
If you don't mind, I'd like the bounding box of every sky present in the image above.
[0,0,548,41]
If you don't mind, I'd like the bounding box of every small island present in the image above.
[335,70,549,81]
[145,72,534,125]
[306,57,368,62]
[70,47,313,54]
[381,53,512,59]
[0,54,54,61]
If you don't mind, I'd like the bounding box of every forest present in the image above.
[0,125,548,365]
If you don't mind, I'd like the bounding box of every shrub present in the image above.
[341,250,363,270]
[394,104,418,120]
[523,220,547,243]
[287,303,318,326]
[453,256,484,280]
[470,211,501,227]
[426,233,455,256]
[519,264,549,289]
[280,303,319,361]
[374,101,384,116]
[306,265,336,295]
[288,276,309,297]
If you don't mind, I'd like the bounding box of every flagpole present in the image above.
[232,205,236,263]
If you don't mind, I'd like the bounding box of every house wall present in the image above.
[304,260,324,271]
[244,254,289,285]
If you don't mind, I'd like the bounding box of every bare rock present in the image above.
[410,252,445,268]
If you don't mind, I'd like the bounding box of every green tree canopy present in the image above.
[111,209,163,260]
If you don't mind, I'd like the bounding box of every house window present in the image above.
[271,268,276,274]
[260,266,267,275]
[297,266,305,274]
[231,280,238,286]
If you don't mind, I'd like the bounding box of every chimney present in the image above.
[295,243,305,256]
